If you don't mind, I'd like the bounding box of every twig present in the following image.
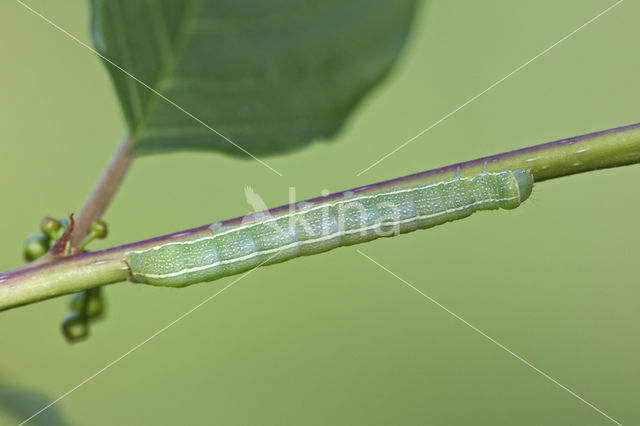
[2,123,640,311]
[70,136,133,247]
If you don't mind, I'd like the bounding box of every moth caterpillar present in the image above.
[125,169,533,287]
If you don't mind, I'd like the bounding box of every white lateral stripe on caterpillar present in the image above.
[135,195,517,279]
[128,172,505,255]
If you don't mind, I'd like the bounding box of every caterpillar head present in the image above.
[512,169,534,203]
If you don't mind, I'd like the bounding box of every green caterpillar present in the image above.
[125,169,533,287]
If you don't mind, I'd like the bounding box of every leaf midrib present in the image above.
[129,0,203,141]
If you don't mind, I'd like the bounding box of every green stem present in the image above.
[71,136,133,247]
[0,251,128,310]
[361,123,640,189]
[2,123,640,311]
[10,137,134,273]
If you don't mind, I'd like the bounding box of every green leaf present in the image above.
[90,0,418,157]
[0,381,69,426]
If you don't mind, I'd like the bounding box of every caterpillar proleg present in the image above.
[125,169,533,287]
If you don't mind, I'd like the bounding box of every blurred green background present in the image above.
[1,0,639,424]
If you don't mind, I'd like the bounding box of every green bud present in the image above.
[61,312,88,342]
[85,288,105,319]
[40,216,61,238]
[90,220,108,239]
[70,288,104,319]
[24,234,50,261]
